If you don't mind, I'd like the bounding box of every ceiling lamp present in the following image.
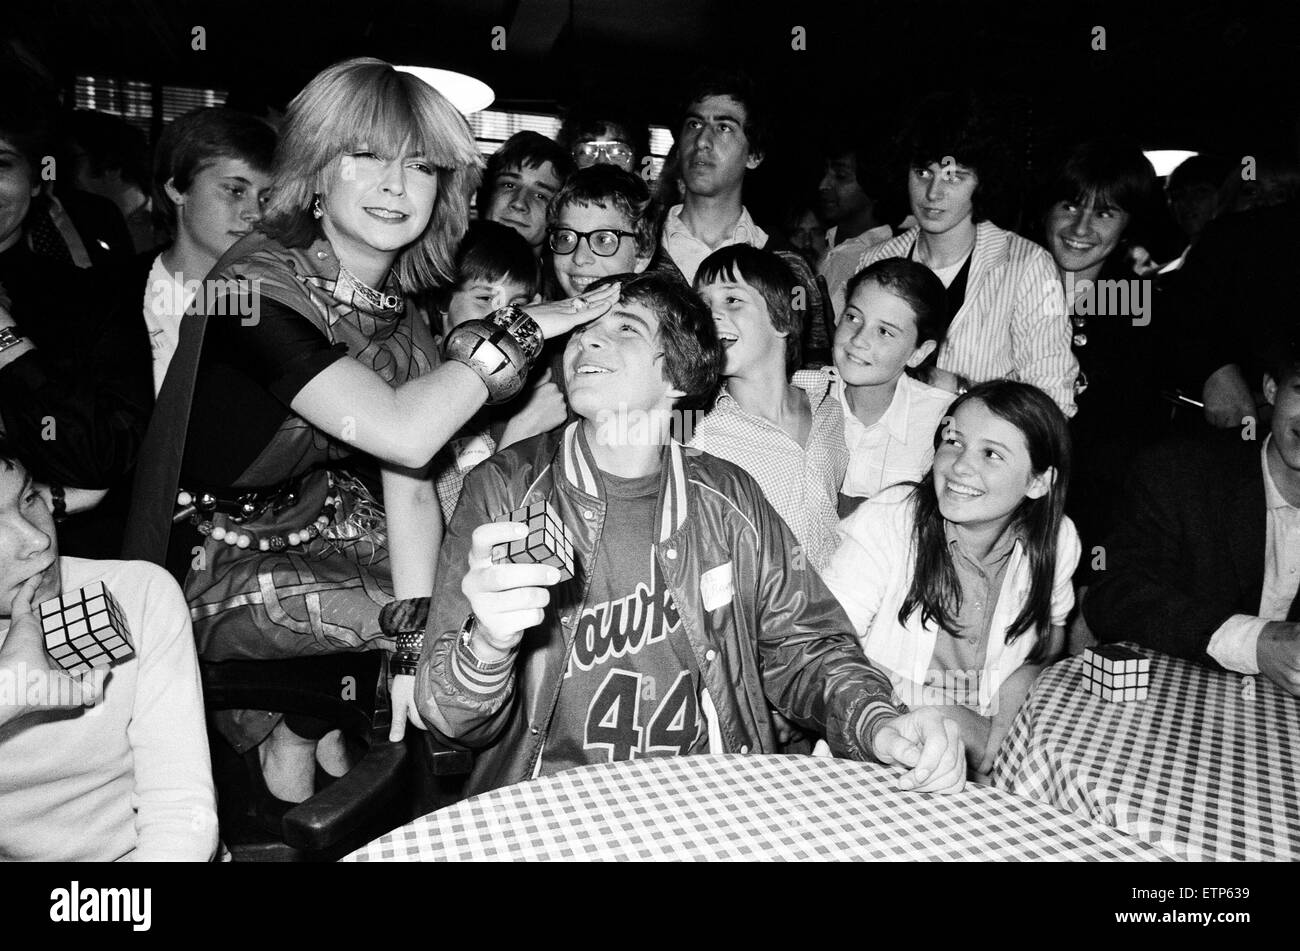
[1143,149,1199,177]
[394,65,494,115]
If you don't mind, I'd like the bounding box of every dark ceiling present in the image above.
[7,0,1300,158]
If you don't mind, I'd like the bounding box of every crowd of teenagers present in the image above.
[0,53,1297,862]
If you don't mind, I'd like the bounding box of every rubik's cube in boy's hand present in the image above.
[39,582,135,676]
[1082,644,1150,701]
[492,500,575,582]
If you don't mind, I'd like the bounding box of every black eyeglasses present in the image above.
[547,227,638,257]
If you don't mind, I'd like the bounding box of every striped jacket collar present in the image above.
[873,220,1012,300]
[558,421,690,543]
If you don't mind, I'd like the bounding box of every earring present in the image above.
[312,194,324,219]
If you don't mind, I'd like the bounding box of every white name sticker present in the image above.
[700,561,734,612]
[453,435,493,472]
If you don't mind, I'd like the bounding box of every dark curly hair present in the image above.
[587,270,723,406]
[898,91,1011,225]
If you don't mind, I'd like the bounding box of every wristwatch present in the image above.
[0,326,26,353]
[458,614,514,672]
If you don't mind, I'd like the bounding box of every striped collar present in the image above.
[882,220,1010,301]
[560,421,690,542]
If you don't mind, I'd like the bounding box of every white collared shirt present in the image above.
[1206,437,1300,673]
[142,253,196,396]
[819,223,895,318]
[660,203,768,285]
[838,372,955,500]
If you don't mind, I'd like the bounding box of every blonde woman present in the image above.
[161,58,604,804]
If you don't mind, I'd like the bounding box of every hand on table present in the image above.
[871,706,966,793]
[1,575,103,728]
[525,282,621,341]
[1257,621,1300,695]
[461,520,563,663]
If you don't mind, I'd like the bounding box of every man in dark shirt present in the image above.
[0,114,153,557]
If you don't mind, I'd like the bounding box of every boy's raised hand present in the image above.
[870,706,966,793]
[461,521,564,662]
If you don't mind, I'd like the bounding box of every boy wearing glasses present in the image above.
[547,165,656,299]
[557,108,649,174]
[480,132,577,258]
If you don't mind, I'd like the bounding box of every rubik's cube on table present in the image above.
[492,500,575,581]
[39,582,134,676]
[1082,644,1150,701]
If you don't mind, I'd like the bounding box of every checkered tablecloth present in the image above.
[992,643,1300,861]
[344,753,1166,861]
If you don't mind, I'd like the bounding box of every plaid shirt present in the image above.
[689,368,847,572]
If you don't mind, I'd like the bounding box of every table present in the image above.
[992,643,1300,861]
[344,753,1167,861]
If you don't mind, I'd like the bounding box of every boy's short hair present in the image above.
[479,131,576,217]
[695,245,802,374]
[548,164,657,257]
[0,75,55,186]
[844,258,950,350]
[0,438,21,473]
[899,90,1009,224]
[152,107,277,237]
[1042,139,1155,225]
[450,220,541,298]
[588,271,722,405]
[681,68,770,159]
[1266,333,1300,387]
[556,106,651,166]
[67,109,151,191]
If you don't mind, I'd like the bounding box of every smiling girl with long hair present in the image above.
[823,380,1080,778]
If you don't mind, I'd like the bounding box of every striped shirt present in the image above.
[689,368,847,572]
[858,221,1078,416]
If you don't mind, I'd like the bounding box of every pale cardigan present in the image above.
[823,484,1081,715]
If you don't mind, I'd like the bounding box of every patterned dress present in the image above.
[175,233,441,749]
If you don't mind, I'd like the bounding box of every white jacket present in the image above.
[823,484,1081,715]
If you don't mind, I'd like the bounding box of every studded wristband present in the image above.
[443,304,543,404]
[392,630,424,675]
[382,597,429,675]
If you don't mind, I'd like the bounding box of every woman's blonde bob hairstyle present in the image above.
[262,57,483,290]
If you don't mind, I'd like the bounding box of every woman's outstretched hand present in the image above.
[525,281,621,340]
